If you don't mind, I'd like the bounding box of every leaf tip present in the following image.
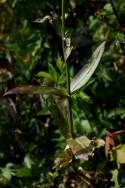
[4,90,13,96]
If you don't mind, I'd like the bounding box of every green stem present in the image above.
[61,0,65,54]
[61,0,73,139]
[110,0,123,28]
[66,62,73,138]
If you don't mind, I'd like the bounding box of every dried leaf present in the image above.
[4,85,69,97]
[67,136,94,160]
[54,150,73,169]
[105,135,115,158]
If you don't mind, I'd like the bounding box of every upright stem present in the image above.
[110,0,123,28]
[61,0,73,139]
[61,0,65,55]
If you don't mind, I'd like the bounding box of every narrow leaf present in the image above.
[36,71,53,80]
[70,41,106,94]
[48,63,58,82]
[33,15,51,23]
[56,54,65,72]
[105,135,115,158]
[4,85,69,97]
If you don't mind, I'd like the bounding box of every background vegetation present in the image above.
[1,0,125,187]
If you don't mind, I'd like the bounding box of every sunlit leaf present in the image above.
[58,74,66,84]
[78,120,92,134]
[108,108,125,119]
[0,163,15,181]
[56,54,65,72]
[48,63,58,82]
[36,71,53,80]
[4,85,69,97]
[33,15,51,23]
[111,169,119,188]
[94,138,105,148]
[24,154,33,169]
[115,144,125,168]
[70,41,106,94]
[104,3,113,14]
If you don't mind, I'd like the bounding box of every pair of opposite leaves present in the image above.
[5,41,106,97]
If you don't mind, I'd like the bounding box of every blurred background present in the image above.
[0,0,125,187]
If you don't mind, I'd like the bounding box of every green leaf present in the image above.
[4,85,69,97]
[108,108,125,119]
[24,154,33,169]
[70,41,106,94]
[0,163,15,181]
[104,3,113,14]
[111,169,119,188]
[56,54,65,72]
[36,71,53,80]
[48,63,58,82]
[79,120,92,134]
[78,91,92,103]
[58,74,66,84]
[97,67,112,82]
[16,167,31,177]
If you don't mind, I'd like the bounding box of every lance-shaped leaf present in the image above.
[36,71,53,80]
[70,41,106,94]
[4,85,69,97]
